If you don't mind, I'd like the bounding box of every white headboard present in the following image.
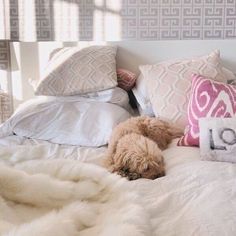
[10,40,236,108]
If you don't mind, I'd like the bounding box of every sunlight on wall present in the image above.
[0,0,10,39]
[53,0,79,41]
[18,0,36,41]
[11,69,22,109]
[38,42,63,77]
[104,10,121,41]
[93,10,104,41]
[10,43,23,108]
[0,70,8,92]
[94,0,121,41]
[106,1,121,12]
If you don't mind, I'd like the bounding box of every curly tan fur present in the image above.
[104,116,183,180]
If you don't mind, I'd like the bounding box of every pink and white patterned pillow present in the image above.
[117,68,136,91]
[178,74,236,146]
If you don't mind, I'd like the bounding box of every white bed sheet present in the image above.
[1,137,236,236]
[0,135,106,166]
[130,141,236,236]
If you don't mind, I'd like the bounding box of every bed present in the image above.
[1,136,236,235]
[0,41,236,235]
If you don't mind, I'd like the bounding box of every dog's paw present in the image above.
[115,168,142,180]
[127,172,142,181]
[115,169,127,178]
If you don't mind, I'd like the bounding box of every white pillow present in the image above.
[35,45,118,96]
[0,98,131,147]
[133,67,234,118]
[200,117,236,163]
[132,74,155,116]
[140,50,228,129]
[70,87,131,111]
[223,67,236,83]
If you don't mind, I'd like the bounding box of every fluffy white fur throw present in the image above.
[0,160,152,236]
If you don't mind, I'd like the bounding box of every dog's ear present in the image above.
[107,151,130,173]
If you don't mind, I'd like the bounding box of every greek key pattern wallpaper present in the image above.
[0,40,13,115]
[6,0,236,41]
[0,41,10,71]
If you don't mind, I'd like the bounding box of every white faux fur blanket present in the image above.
[0,159,152,236]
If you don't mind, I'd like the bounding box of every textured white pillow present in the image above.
[73,87,131,111]
[223,67,236,84]
[0,97,131,147]
[35,45,118,96]
[223,67,236,81]
[140,50,228,129]
[132,73,155,116]
[132,74,150,109]
[133,67,235,117]
[200,118,236,163]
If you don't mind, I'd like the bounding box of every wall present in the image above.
[0,41,11,92]
[7,0,236,41]
[0,40,13,115]
[0,41,9,72]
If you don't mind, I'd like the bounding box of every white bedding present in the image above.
[0,137,236,235]
[0,88,133,147]
[0,159,152,236]
[132,142,236,236]
[0,136,106,165]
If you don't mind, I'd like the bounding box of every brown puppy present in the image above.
[104,116,182,180]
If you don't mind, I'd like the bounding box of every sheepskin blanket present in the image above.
[0,159,152,236]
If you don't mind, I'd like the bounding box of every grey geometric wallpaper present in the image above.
[0,40,11,96]
[5,0,236,41]
[123,0,236,40]
[0,40,12,100]
[0,41,10,72]
[0,41,13,116]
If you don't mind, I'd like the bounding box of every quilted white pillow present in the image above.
[140,50,228,129]
[132,67,235,117]
[35,45,118,96]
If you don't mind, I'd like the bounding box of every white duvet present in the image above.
[0,138,236,235]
